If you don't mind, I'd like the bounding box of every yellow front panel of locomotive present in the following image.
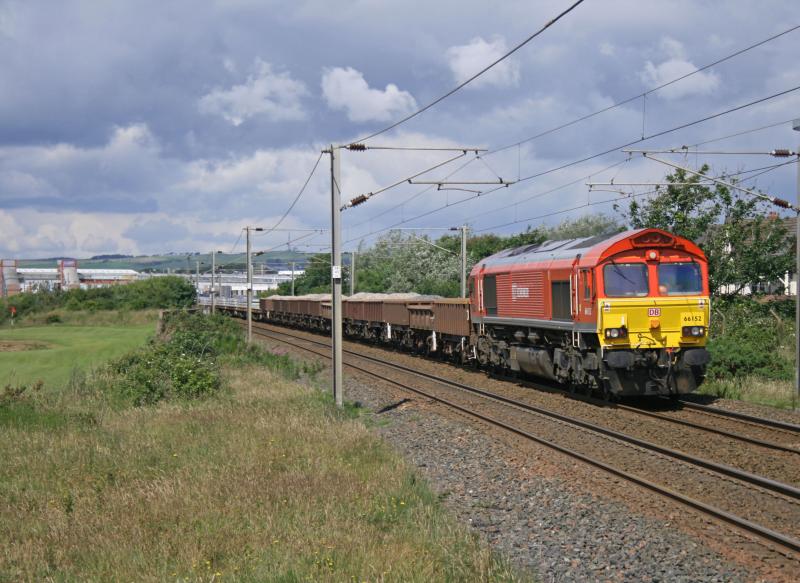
[598,297,709,349]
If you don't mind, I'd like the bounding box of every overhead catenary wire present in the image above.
[344,158,630,245]
[486,24,800,157]
[258,230,322,254]
[516,84,800,183]
[349,155,481,229]
[478,159,797,233]
[350,0,587,144]
[261,152,324,236]
[342,151,473,209]
[348,27,800,233]
[689,117,798,148]
[346,84,800,245]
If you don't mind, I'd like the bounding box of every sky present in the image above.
[0,0,798,259]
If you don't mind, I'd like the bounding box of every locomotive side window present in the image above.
[603,263,648,297]
[551,281,571,320]
[484,275,497,315]
[658,262,702,295]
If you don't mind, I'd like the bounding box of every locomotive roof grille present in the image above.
[491,232,619,260]
[476,230,685,268]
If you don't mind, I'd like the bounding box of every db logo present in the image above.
[648,308,661,317]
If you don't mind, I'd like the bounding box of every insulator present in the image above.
[347,143,367,151]
[771,149,793,157]
[350,194,369,207]
[772,197,791,208]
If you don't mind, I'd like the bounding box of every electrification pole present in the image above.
[246,227,253,343]
[793,119,800,409]
[211,251,216,314]
[460,225,468,298]
[290,261,295,296]
[195,261,201,293]
[328,144,344,407]
[350,251,356,296]
[245,227,263,342]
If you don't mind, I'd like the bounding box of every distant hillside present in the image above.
[17,250,316,273]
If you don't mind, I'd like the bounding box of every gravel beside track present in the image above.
[248,330,779,581]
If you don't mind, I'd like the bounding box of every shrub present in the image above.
[113,345,220,406]
[706,298,794,381]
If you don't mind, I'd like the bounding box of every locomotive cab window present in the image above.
[657,262,702,295]
[603,263,648,297]
[581,269,592,300]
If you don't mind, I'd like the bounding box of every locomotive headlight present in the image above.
[682,326,705,337]
[604,327,627,339]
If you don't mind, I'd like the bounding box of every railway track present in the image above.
[249,321,800,557]
[508,374,800,455]
[673,398,800,434]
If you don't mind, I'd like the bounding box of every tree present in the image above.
[546,214,624,240]
[274,253,332,295]
[619,165,794,297]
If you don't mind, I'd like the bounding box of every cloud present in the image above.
[0,124,166,212]
[321,67,417,122]
[198,59,308,125]
[445,36,520,88]
[639,37,720,99]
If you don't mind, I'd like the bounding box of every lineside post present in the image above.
[211,250,216,314]
[350,251,356,296]
[246,227,253,343]
[329,144,344,407]
[794,118,800,409]
[461,225,468,298]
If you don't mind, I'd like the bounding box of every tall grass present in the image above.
[699,375,797,410]
[0,363,520,582]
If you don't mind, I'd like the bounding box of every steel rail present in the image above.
[505,372,800,455]
[251,323,800,500]
[248,324,800,555]
[674,399,800,434]
[612,404,800,455]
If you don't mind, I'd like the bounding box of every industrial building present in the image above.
[1,259,140,296]
[1,257,304,299]
[196,270,304,298]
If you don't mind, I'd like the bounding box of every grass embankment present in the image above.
[0,314,519,582]
[0,314,156,389]
[698,376,797,410]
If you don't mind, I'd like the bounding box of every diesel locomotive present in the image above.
[469,227,710,397]
[214,228,710,398]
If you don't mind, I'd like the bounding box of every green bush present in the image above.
[706,298,794,381]
[113,345,220,406]
[110,312,234,405]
